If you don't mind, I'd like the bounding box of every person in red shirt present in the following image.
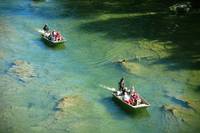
[55,32,62,41]
[130,90,140,105]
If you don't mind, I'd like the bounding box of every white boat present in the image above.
[38,29,65,46]
[112,91,150,109]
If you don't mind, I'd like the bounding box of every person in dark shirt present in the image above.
[118,77,125,91]
[43,24,49,32]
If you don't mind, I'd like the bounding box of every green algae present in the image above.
[0,0,200,133]
[161,103,200,129]
[120,61,148,77]
[8,60,37,82]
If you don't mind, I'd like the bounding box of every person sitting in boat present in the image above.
[130,90,141,105]
[123,92,131,104]
[55,32,59,41]
[44,31,51,38]
[55,32,62,41]
[51,30,57,41]
[52,30,56,36]
[43,24,49,32]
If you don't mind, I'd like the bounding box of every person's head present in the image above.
[131,89,135,93]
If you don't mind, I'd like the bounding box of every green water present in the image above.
[0,0,200,133]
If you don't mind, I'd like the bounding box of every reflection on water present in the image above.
[0,0,200,133]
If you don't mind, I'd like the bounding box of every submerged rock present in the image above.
[116,59,127,63]
[179,96,200,113]
[138,39,173,59]
[164,94,191,109]
[56,95,83,111]
[161,104,199,125]
[0,51,5,59]
[119,61,149,77]
[8,60,36,82]
[164,92,200,113]
[169,2,191,15]
[54,95,92,120]
[161,104,176,115]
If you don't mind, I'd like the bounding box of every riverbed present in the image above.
[0,0,200,133]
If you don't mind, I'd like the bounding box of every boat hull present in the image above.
[41,34,65,46]
[38,29,65,46]
[112,93,150,111]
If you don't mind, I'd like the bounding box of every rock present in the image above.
[56,95,83,111]
[8,60,36,82]
[161,104,176,115]
[161,104,198,125]
[120,61,149,77]
[179,96,200,113]
[0,51,5,59]
[54,95,92,120]
[169,2,191,15]
[164,92,200,113]
[117,59,127,63]
[164,94,192,109]
[138,39,173,59]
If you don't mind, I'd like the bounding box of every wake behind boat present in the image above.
[38,25,65,46]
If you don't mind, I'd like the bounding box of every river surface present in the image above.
[0,0,200,133]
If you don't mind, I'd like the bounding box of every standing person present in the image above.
[43,24,49,32]
[130,90,141,105]
[118,77,125,92]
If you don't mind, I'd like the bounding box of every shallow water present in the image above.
[0,0,200,133]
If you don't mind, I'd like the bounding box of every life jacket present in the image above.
[131,92,140,100]
[124,100,130,104]
[55,32,62,41]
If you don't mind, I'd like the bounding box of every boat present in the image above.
[112,91,150,110]
[38,29,65,46]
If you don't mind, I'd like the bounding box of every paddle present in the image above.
[99,84,117,92]
[35,28,45,34]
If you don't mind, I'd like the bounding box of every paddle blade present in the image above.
[36,28,45,34]
[99,84,116,92]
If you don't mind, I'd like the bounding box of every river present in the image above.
[0,0,200,133]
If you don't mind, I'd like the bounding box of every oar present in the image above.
[131,85,136,91]
[35,28,44,34]
[99,84,117,92]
